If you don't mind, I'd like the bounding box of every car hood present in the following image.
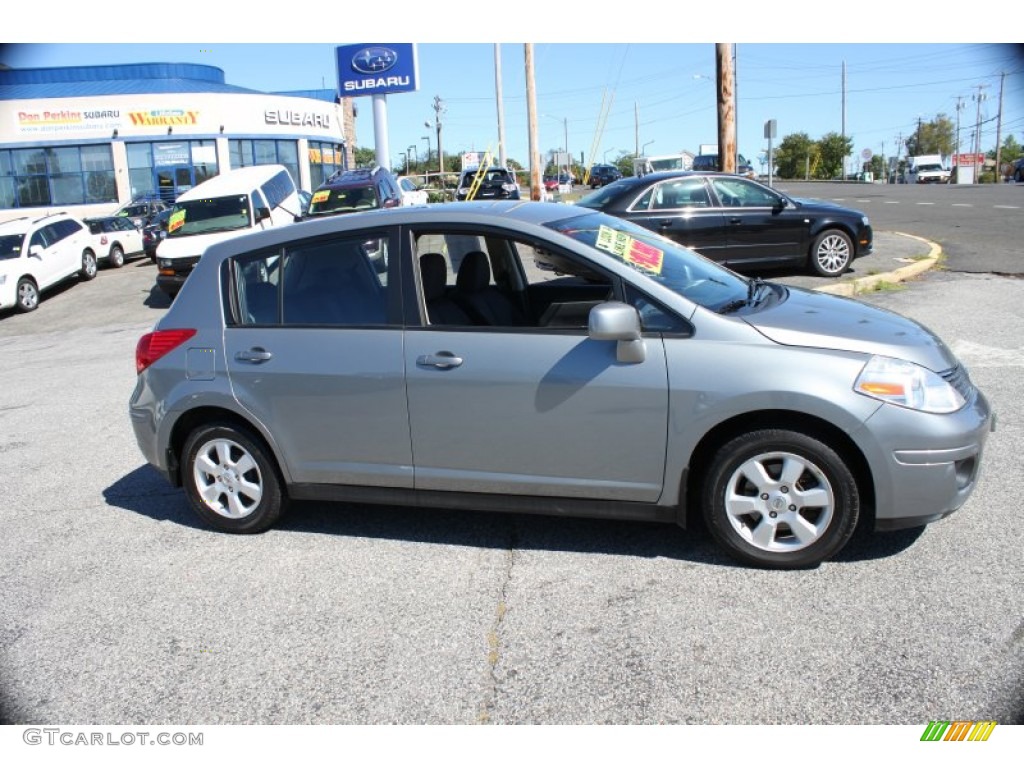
[743,286,957,372]
[789,197,864,217]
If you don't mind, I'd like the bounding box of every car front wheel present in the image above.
[809,230,853,277]
[702,429,859,569]
[15,277,39,312]
[80,249,98,281]
[182,423,286,533]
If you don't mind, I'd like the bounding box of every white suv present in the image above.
[0,213,97,313]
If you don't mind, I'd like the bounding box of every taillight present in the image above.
[136,329,196,374]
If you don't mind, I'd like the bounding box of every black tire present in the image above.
[15,277,39,312]
[809,229,853,277]
[108,244,125,268]
[182,423,287,534]
[80,249,98,281]
[701,429,859,569]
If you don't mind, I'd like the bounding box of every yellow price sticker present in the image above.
[311,189,330,204]
[167,209,186,233]
[595,225,664,275]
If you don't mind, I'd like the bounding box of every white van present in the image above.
[155,165,301,297]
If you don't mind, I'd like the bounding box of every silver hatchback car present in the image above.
[129,201,992,569]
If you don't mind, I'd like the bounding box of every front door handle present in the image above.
[417,351,463,369]
[235,347,273,363]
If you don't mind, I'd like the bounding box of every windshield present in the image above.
[307,186,379,216]
[167,195,251,237]
[546,211,750,312]
[0,234,26,260]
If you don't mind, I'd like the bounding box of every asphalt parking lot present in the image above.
[0,234,1021,733]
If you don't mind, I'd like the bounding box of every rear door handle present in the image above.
[235,347,273,363]
[417,352,463,369]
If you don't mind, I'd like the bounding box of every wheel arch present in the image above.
[166,405,286,488]
[680,408,874,529]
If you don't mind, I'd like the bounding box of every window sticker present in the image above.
[311,189,331,204]
[168,209,186,233]
[596,224,664,275]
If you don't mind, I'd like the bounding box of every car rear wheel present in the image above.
[108,244,125,268]
[15,277,39,312]
[702,429,859,569]
[809,230,853,277]
[182,423,287,533]
[80,249,98,281]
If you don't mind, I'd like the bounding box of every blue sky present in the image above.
[5,12,1022,174]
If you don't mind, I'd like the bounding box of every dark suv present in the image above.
[588,164,622,188]
[692,154,756,179]
[305,167,402,218]
[456,166,520,201]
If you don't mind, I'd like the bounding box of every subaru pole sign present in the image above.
[336,44,419,96]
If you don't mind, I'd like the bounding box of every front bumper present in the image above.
[857,388,993,530]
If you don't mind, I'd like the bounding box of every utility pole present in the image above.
[842,60,847,177]
[994,71,1006,181]
[973,84,988,183]
[524,44,541,200]
[954,96,964,183]
[634,102,639,159]
[494,45,507,169]
[431,95,446,177]
[716,43,736,174]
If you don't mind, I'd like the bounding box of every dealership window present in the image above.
[0,144,115,210]
[308,142,346,189]
[230,139,300,190]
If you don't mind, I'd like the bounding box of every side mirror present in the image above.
[28,245,43,259]
[255,206,272,222]
[589,301,645,363]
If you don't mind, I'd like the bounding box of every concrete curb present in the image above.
[815,232,941,297]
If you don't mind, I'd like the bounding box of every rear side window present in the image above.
[231,234,393,327]
[261,170,296,210]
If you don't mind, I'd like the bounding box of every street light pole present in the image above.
[422,135,432,166]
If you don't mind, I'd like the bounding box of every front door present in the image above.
[156,166,194,202]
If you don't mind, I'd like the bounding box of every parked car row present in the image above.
[0,206,162,313]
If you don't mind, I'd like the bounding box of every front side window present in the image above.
[710,177,780,208]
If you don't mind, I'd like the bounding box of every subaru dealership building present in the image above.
[0,62,355,223]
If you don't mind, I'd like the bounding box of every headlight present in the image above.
[861,215,870,226]
[854,355,964,413]
[157,258,173,269]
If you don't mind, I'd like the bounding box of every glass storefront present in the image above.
[229,139,300,191]
[0,144,116,209]
[308,141,346,189]
[127,140,219,202]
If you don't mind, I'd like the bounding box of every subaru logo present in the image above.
[352,47,398,74]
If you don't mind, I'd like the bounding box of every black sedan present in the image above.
[577,172,873,277]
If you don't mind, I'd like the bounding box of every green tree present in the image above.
[992,133,1022,161]
[773,133,817,179]
[353,146,376,168]
[816,132,854,179]
[905,115,955,156]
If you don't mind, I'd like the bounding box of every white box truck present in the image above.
[907,155,950,184]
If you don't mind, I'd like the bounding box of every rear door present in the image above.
[224,228,413,488]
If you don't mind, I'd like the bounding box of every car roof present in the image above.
[201,201,588,263]
[0,212,72,234]
[319,167,389,189]
[175,164,290,201]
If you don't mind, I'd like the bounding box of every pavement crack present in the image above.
[477,524,518,724]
